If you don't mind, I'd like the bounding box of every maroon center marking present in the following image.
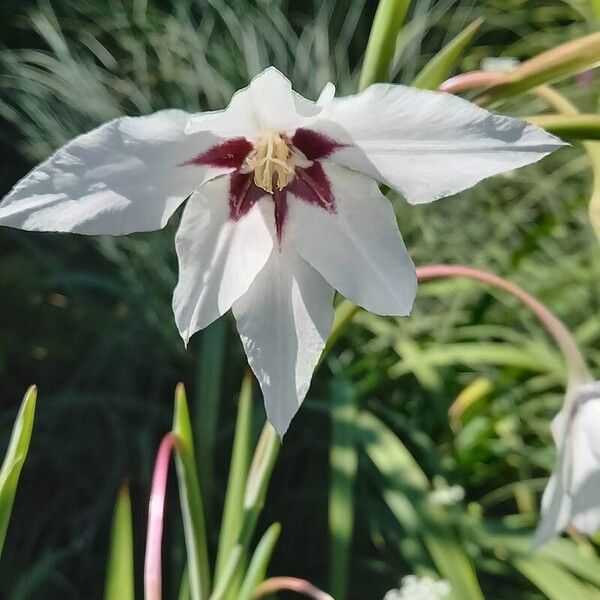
[292,128,344,161]
[181,137,252,169]
[182,129,339,244]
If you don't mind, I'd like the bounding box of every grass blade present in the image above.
[359,0,412,90]
[358,411,484,600]
[173,384,212,600]
[104,486,135,600]
[525,114,600,140]
[328,375,358,600]
[215,371,254,581]
[237,523,282,600]
[0,385,36,559]
[412,17,484,90]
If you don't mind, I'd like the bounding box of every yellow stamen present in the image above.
[245,132,295,193]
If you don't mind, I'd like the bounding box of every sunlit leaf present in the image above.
[412,18,484,90]
[0,386,36,559]
[173,384,211,600]
[359,0,412,90]
[328,375,358,600]
[237,523,281,600]
[104,486,134,600]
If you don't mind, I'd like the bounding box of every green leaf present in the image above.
[0,385,36,558]
[208,546,242,600]
[526,114,600,140]
[328,375,358,600]
[358,0,412,91]
[412,18,484,90]
[104,486,135,600]
[215,372,253,582]
[237,523,281,600]
[477,32,600,105]
[173,384,211,600]
[357,411,484,600]
[513,557,600,600]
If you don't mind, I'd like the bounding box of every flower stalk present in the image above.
[252,577,334,600]
[144,433,177,600]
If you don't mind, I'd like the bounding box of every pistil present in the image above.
[245,132,295,193]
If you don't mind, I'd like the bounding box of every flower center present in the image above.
[244,132,295,194]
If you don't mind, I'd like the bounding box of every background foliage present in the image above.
[0,0,599,598]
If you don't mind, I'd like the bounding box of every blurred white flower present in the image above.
[0,67,565,437]
[384,575,452,600]
[535,380,600,546]
[428,483,465,506]
[481,57,520,73]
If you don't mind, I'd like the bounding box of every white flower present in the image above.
[384,575,452,600]
[0,67,565,437]
[428,483,465,506]
[534,380,600,546]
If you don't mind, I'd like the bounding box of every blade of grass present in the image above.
[104,486,135,600]
[237,523,282,600]
[0,385,37,559]
[215,371,254,581]
[513,557,600,600]
[357,411,484,600]
[173,384,212,600]
[328,375,358,600]
[358,0,412,90]
[412,17,484,90]
[525,114,600,140]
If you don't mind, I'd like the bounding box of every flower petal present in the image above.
[173,177,274,344]
[286,163,416,316]
[0,110,226,234]
[232,249,334,437]
[535,396,600,546]
[187,67,320,139]
[314,84,567,204]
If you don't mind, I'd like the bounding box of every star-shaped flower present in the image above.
[0,67,565,436]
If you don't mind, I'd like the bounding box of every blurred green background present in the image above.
[0,0,599,598]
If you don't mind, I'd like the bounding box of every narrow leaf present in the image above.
[477,32,600,105]
[525,114,600,140]
[173,384,212,600]
[328,376,358,600]
[0,385,36,558]
[359,0,412,90]
[104,486,135,600]
[215,372,253,581]
[357,411,484,600]
[237,523,282,600]
[412,18,484,90]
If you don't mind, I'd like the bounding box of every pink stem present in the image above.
[438,70,503,94]
[416,265,591,384]
[144,432,177,600]
[253,577,334,600]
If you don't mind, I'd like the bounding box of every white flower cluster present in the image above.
[384,575,452,600]
[428,483,465,506]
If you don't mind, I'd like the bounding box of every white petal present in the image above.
[315,84,566,204]
[0,110,228,235]
[317,82,336,106]
[232,249,334,437]
[187,67,320,139]
[173,178,274,344]
[535,397,600,546]
[286,164,416,315]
